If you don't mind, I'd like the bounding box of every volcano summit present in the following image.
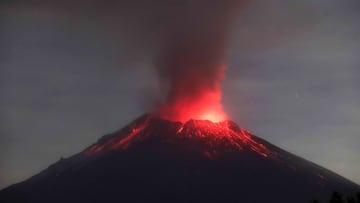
[0,115,359,203]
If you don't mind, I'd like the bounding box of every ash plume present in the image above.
[155,0,249,121]
[3,0,249,122]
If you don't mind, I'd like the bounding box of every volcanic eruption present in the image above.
[153,0,243,123]
[0,1,359,203]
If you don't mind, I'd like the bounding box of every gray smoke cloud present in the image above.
[153,0,249,120]
[2,0,249,113]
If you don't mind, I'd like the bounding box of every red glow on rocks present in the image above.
[83,116,274,160]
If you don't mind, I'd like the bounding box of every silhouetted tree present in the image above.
[356,192,360,203]
[329,191,344,203]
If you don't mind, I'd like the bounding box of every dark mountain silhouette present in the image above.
[0,115,359,203]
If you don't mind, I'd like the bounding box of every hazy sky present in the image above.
[1,0,359,189]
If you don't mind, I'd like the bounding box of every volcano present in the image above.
[0,115,359,203]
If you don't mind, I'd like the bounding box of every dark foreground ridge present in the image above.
[1,115,359,203]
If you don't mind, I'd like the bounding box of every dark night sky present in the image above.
[1,0,359,189]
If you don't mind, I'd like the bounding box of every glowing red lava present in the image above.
[84,115,273,160]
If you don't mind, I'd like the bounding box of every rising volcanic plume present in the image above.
[155,0,249,122]
[1,2,360,203]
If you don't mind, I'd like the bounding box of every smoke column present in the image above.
[155,0,248,122]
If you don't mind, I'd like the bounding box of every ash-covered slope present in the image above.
[0,115,359,203]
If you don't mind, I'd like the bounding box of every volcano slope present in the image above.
[0,115,359,203]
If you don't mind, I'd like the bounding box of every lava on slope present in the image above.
[1,114,359,203]
[84,115,273,159]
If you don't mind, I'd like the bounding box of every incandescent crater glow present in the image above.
[158,65,228,123]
